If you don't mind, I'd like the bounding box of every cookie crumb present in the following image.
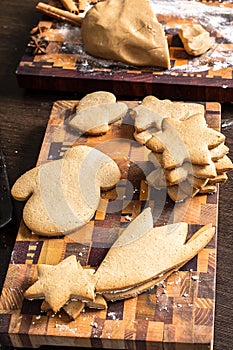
[125,215,132,222]
[191,275,199,281]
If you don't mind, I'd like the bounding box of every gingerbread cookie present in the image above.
[135,95,232,202]
[41,294,107,320]
[69,91,128,135]
[95,208,215,292]
[145,114,225,169]
[24,255,96,313]
[103,264,183,301]
[140,95,205,120]
[24,209,215,318]
[76,91,116,112]
[11,145,121,236]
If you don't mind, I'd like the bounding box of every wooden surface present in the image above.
[0,100,219,349]
[0,1,233,350]
[15,0,233,102]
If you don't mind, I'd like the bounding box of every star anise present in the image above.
[28,35,48,55]
[30,23,48,36]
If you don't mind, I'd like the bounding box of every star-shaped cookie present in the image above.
[24,255,96,313]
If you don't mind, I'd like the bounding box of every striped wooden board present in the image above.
[0,100,220,349]
[16,0,233,101]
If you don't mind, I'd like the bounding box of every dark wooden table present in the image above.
[0,1,233,349]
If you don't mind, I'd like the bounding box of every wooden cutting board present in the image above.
[0,100,220,349]
[16,0,233,101]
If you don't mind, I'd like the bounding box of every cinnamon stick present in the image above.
[60,0,79,14]
[36,2,83,27]
[78,0,87,12]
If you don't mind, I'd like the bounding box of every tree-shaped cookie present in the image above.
[137,95,205,121]
[11,145,121,236]
[145,114,225,169]
[133,95,232,202]
[133,96,205,145]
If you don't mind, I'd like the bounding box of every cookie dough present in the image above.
[81,0,170,68]
[178,23,212,56]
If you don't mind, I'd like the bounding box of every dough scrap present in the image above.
[178,23,213,56]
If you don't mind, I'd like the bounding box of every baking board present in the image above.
[16,0,233,102]
[0,100,220,349]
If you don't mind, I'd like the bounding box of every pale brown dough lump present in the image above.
[178,23,213,56]
[81,0,170,69]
